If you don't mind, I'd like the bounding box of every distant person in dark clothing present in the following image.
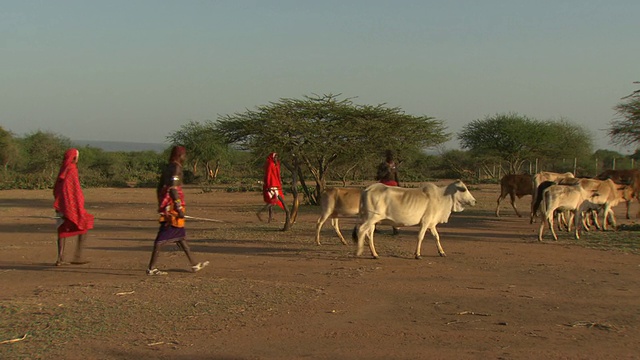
[376,150,400,186]
[375,150,400,235]
[146,146,209,276]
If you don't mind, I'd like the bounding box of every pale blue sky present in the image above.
[2,0,638,152]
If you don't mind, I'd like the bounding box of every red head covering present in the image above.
[54,149,94,232]
[263,152,285,209]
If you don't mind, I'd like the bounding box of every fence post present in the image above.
[573,158,577,176]
[613,158,616,170]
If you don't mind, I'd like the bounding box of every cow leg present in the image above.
[593,208,603,230]
[356,222,376,258]
[495,192,506,217]
[548,211,559,241]
[530,194,537,224]
[367,230,379,259]
[355,224,366,256]
[573,210,582,240]
[579,209,597,231]
[606,208,617,229]
[331,218,348,245]
[429,227,446,257]
[557,210,575,232]
[413,225,430,259]
[508,192,522,217]
[315,213,330,245]
[626,200,631,219]
[537,217,546,242]
[555,211,565,232]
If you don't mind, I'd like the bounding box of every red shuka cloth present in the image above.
[380,180,399,186]
[53,149,94,238]
[262,152,285,209]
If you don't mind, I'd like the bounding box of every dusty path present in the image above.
[1,184,639,359]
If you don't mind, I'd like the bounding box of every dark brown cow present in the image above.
[595,169,640,219]
[495,174,533,217]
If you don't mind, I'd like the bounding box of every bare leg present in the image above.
[268,205,274,223]
[176,239,196,266]
[147,241,164,270]
[178,239,209,272]
[56,237,67,266]
[256,203,269,222]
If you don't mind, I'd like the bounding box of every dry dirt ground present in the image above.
[1,182,639,360]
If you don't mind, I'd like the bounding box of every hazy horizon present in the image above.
[3,1,639,153]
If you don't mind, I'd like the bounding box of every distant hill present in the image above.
[73,140,168,153]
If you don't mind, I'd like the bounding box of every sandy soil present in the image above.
[1,182,639,360]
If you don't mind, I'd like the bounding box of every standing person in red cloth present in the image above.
[146,146,209,276]
[257,152,290,224]
[53,148,94,266]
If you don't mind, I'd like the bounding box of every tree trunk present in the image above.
[280,157,301,231]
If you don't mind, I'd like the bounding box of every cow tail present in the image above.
[542,188,550,217]
[352,190,367,243]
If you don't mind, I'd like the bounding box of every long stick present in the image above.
[49,215,224,223]
[184,215,225,223]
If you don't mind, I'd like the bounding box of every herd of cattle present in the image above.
[315,169,640,259]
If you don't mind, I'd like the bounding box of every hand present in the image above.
[175,207,185,218]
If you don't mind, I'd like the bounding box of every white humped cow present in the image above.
[537,183,596,241]
[530,171,575,223]
[353,180,476,259]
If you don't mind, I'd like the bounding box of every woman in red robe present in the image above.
[257,152,290,224]
[53,148,94,266]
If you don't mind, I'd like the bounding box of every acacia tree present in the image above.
[216,94,448,230]
[19,131,72,179]
[458,113,593,174]
[608,81,640,146]
[167,121,230,180]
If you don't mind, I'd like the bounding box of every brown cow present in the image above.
[495,174,532,217]
[315,187,361,245]
[595,169,640,219]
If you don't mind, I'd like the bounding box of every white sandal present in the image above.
[191,261,209,273]
[146,268,168,276]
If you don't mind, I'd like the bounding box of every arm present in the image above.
[167,164,185,218]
